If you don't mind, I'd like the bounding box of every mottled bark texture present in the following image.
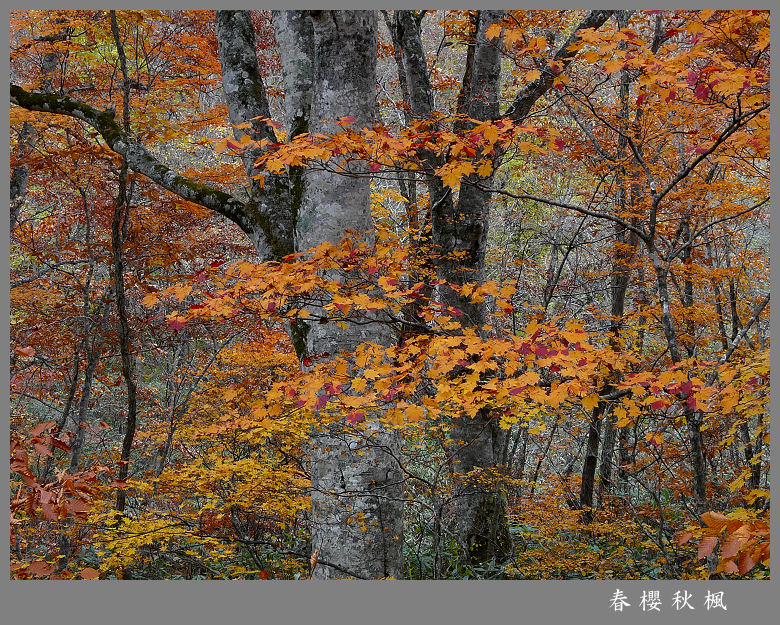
[396,10,508,565]
[216,10,295,259]
[301,11,403,579]
[271,10,313,141]
[445,11,513,565]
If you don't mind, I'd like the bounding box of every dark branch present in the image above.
[9,83,274,255]
[505,10,615,122]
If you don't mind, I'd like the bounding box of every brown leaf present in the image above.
[15,345,36,358]
[64,499,91,515]
[29,420,55,437]
[79,567,100,580]
[27,560,54,577]
[677,531,693,546]
[40,501,58,521]
[701,511,729,531]
[738,550,757,575]
[698,536,718,559]
[50,438,71,452]
[721,535,746,560]
[33,443,53,457]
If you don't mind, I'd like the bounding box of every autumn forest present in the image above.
[9,10,769,580]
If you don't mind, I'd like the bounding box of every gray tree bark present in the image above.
[300,10,403,579]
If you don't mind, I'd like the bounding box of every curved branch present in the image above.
[10,83,276,256]
[479,184,649,243]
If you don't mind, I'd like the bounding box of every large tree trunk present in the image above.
[396,8,614,566]
[443,12,512,565]
[298,10,403,579]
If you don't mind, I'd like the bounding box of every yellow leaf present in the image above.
[476,160,492,178]
[141,293,159,307]
[485,23,502,40]
[172,285,193,302]
[614,406,631,428]
[482,124,500,145]
[582,394,600,412]
[405,404,425,422]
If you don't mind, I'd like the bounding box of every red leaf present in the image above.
[346,411,365,425]
[168,318,187,331]
[650,399,667,411]
[258,570,271,580]
[314,394,329,410]
[324,382,343,396]
[533,344,549,358]
[340,116,356,124]
[370,162,381,172]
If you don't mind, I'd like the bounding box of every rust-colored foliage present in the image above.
[10,9,769,579]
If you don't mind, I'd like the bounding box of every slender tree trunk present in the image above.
[110,12,139,521]
[580,403,603,524]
